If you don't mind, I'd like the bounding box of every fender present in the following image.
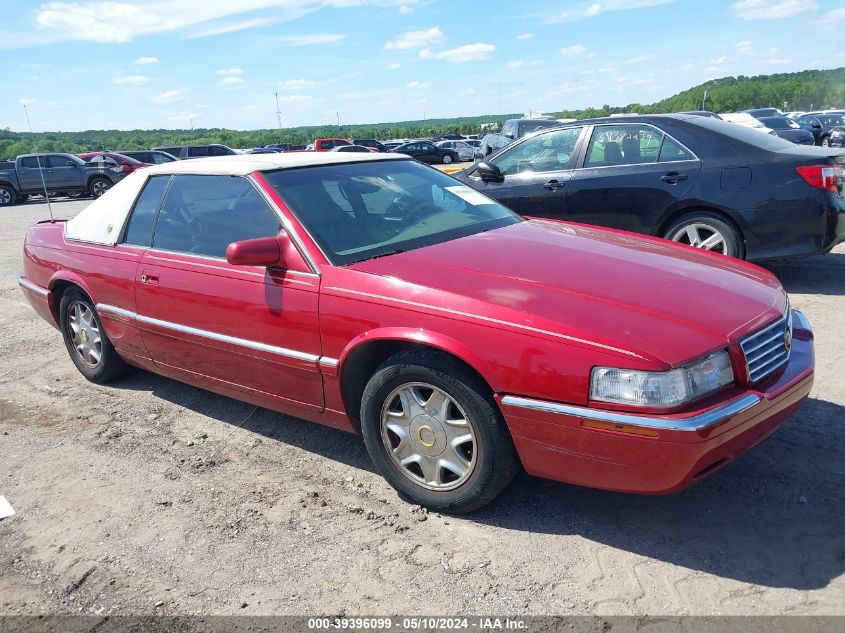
[46,270,97,325]
[335,327,505,393]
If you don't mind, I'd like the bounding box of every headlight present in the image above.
[590,350,734,408]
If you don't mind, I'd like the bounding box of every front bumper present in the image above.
[498,310,814,494]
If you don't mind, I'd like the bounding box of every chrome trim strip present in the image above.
[319,357,339,368]
[324,286,645,359]
[96,303,321,363]
[18,276,49,297]
[500,393,762,432]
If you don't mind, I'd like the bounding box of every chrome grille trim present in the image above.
[740,311,792,383]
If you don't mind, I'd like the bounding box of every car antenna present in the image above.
[23,104,54,222]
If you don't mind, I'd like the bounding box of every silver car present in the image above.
[435,140,474,161]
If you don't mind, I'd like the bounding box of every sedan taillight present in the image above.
[796,164,845,193]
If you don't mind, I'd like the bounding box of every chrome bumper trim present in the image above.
[500,393,762,432]
[18,276,49,297]
[792,309,812,332]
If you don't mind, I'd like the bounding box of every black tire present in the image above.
[662,211,743,259]
[88,177,111,198]
[59,287,130,384]
[0,184,17,207]
[360,350,520,513]
[821,136,831,147]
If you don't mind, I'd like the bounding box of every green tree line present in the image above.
[2,67,843,159]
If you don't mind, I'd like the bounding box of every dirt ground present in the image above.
[1,198,843,617]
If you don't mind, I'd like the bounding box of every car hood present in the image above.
[348,220,787,368]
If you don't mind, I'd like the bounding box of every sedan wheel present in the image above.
[90,178,111,198]
[664,212,742,259]
[822,137,831,147]
[59,288,129,383]
[442,154,453,164]
[380,382,477,491]
[361,350,520,513]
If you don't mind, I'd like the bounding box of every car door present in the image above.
[465,126,586,217]
[16,156,46,191]
[417,142,439,163]
[45,155,85,188]
[133,174,324,411]
[565,123,701,234]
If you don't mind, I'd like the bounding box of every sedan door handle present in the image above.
[140,273,159,285]
[660,172,688,185]
[543,179,566,191]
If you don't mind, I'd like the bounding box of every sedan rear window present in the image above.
[264,160,519,266]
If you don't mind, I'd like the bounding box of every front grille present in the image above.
[740,312,792,383]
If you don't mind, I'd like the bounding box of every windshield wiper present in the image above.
[353,249,406,263]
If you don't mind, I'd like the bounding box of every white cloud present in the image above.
[18,97,37,106]
[559,44,592,57]
[216,68,243,76]
[405,81,428,89]
[710,55,728,63]
[419,43,495,63]
[398,4,413,13]
[819,6,845,23]
[221,76,244,85]
[516,32,533,39]
[28,1,386,44]
[731,0,818,20]
[275,33,346,46]
[505,60,525,69]
[385,26,444,49]
[113,74,148,85]
[133,56,158,64]
[154,90,185,103]
[278,78,315,89]
[736,39,754,51]
[546,0,676,23]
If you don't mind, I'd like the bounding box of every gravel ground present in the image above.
[1,198,843,617]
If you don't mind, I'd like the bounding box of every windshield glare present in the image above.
[264,159,520,265]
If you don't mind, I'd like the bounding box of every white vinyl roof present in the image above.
[65,152,409,246]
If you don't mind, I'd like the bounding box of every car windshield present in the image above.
[263,159,520,266]
[520,121,557,134]
[761,117,796,130]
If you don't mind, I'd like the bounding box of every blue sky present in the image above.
[3,0,844,132]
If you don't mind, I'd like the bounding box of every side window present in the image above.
[491,127,583,176]
[659,137,695,162]
[209,146,230,156]
[47,155,73,168]
[152,175,282,259]
[585,125,663,167]
[152,153,170,164]
[190,147,210,157]
[20,157,41,168]
[123,176,170,247]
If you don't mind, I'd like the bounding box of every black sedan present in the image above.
[453,114,845,262]
[758,116,816,145]
[795,112,845,147]
[391,141,460,165]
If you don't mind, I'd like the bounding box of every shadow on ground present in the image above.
[113,369,845,592]
[763,252,845,295]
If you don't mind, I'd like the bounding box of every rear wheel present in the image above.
[663,212,742,259]
[360,350,520,513]
[59,288,130,383]
[89,177,111,198]
[0,185,17,207]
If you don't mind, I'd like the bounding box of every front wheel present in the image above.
[59,288,130,383]
[0,185,17,206]
[821,136,831,147]
[663,212,742,259]
[89,177,111,198]
[360,350,520,513]
[442,154,453,164]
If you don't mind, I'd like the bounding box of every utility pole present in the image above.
[189,118,194,132]
[336,112,340,126]
[701,89,708,111]
[275,92,282,129]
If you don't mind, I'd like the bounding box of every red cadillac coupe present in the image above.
[18,153,814,511]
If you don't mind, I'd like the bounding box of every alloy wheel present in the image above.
[92,181,110,197]
[68,301,102,367]
[670,223,728,254]
[380,382,477,491]
[0,189,10,205]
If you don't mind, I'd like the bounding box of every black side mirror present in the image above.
[476,161,503,182]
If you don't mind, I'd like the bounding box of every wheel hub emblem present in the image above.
[417,425,436,448]
[81,330,89,342]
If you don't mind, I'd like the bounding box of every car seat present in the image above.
[603,141,623,165]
